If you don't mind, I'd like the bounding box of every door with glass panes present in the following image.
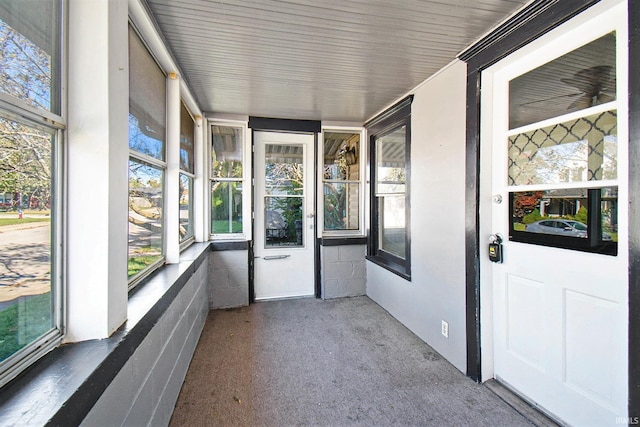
[253,131,315,300]
[480,1,628,425]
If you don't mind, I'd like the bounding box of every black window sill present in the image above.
[0,242,211,426]
[319,237,367,246]
[366,254,411,281]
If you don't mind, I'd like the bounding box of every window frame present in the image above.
[208,119,251,240]
[366,96,412,280]
[0,0,65,388]
[319,127,365,237]
[127,23,167,289]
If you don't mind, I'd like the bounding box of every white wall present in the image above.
[366,60,468,372]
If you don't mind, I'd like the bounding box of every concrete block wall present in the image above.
[321,244,367,299]
[209,250,249,308]
[81,261,209,426]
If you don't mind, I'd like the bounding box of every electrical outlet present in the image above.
[441,320,449,338]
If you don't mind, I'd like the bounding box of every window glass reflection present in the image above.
[179,173,193,242]
[128,26,166,161]
[324,183,359,231]
[212,126,242,178]
[128,160,164,278]
[0,117,54,362]
[509,110,617,186]
[512,187,617,245]
[379,195,406,259]
[265,144,304,196]
[180,104,194,173]
[323,132,360,233]
[509,33,616,129]
[0,4,60,114]
[376,127,406,194]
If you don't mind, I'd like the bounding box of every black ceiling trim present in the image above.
[248,116,321,133]
[459,0,601,70]
[364,95,413,136]
[364,95,413,130]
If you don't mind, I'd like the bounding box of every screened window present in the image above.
[322,131,362,235]
[366,97,412,279]
[211,125,244,236]
[128,25,166,284]
[179,102,195,244]
[0,0,63,387]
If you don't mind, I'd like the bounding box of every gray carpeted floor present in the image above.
[170,296,538,426]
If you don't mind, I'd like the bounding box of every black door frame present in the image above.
[247,117,322,302]
[460,0,639,418]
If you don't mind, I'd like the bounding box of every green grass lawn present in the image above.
[0,292,52,362]
[128,254,162,278]
[0,217,49,227]
[211,220,242,234]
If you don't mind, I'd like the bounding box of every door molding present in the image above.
[248,117,321,302]
[628,1,640,418]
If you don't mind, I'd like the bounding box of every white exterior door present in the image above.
[480,1,628,425]
[253,131,315,300]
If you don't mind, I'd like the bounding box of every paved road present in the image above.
[0,223,50,304]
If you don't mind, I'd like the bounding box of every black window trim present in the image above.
[365,96,413,280]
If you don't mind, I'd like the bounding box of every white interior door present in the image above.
[253,131,315,300]
[481,2,628,425]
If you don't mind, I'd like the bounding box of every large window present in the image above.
[0,1,63,387]
[322,130,363,235]
[210,124,244,237]
[366,97,412,279]
[128,25,166,284]
[179,102,195,245]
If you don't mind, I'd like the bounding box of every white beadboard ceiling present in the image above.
[144,0,530,122]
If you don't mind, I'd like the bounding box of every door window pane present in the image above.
[510,187,617,254]
[211,181,242,234]
[509,110,617,186]
[128,160,164,278]
[129,26,166,160]
[265,144,304,196]
[509,33,616,129]
[211,126,242,178]
[264,196,303,247]
[0,117,55,362]
[0,2,61,114]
